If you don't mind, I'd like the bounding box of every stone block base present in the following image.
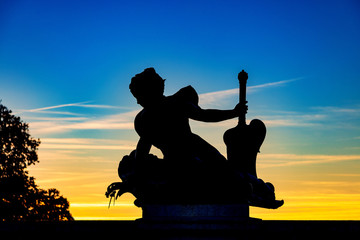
[137,204,260,230]
[141,204,250,221]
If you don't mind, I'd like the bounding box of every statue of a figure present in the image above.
[106,68,283,209]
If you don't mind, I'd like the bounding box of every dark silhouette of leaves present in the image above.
[0,103,73,221]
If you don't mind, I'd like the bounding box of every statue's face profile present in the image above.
[135,89,164,108]
[135,95,146,107]
[135,94,152,108]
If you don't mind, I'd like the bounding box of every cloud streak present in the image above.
[190,111,325,129]
[259,153,360,168]
[199,78,300,106]
[23,101,129,112]
[25,77,358,137]
[27,110,138,135]
[22,78,301,135]
[26,101,91,112]
[39,138,136,150]
[312,106,360,114]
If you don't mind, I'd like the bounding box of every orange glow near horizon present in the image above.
[66,192,360,221]
[27,145,360,221]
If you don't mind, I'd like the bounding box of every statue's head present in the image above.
[129,68,165,107]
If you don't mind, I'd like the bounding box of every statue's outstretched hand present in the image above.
[234,103,248,116]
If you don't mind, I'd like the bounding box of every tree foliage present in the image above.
[0,103,73,221]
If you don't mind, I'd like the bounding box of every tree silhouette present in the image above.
[0,103,73,221]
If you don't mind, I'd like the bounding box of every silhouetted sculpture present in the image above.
[106,68,283,210]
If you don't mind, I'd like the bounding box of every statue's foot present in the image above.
[248,182,284,209]
[249,197,284,209]
[134,198,143,207]
[265,182,275,192]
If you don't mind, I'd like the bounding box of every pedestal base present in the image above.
[138,204,260,230]
[142,204,250,221]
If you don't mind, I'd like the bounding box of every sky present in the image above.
[1,0,360,220]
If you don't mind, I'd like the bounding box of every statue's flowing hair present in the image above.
[129,68,165,98]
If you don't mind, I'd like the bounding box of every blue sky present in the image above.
[1,0,360,220]
[2,0,359,108]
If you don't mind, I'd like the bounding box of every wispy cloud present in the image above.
[258,153,360,168]
[21,78,300,135]
[313,106,360,113]
[312,106,360,116]
[18,101,132,115]
[26,101,91,112]
[248,78,301,91]
[190,112,325,129]
[22,77,359,136]
[24,117,88,121]
[191,104,360,129]
[34,149,117,165]
[27,109,138,135]
[75,104,132,109]
[199,78,300,106]
[256,113,326,127]
[29,121,134,135]
[39,138,136,150]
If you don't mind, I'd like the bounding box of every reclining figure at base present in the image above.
[106,68,283,209]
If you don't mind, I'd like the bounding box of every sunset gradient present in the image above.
[1,0,360,220]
